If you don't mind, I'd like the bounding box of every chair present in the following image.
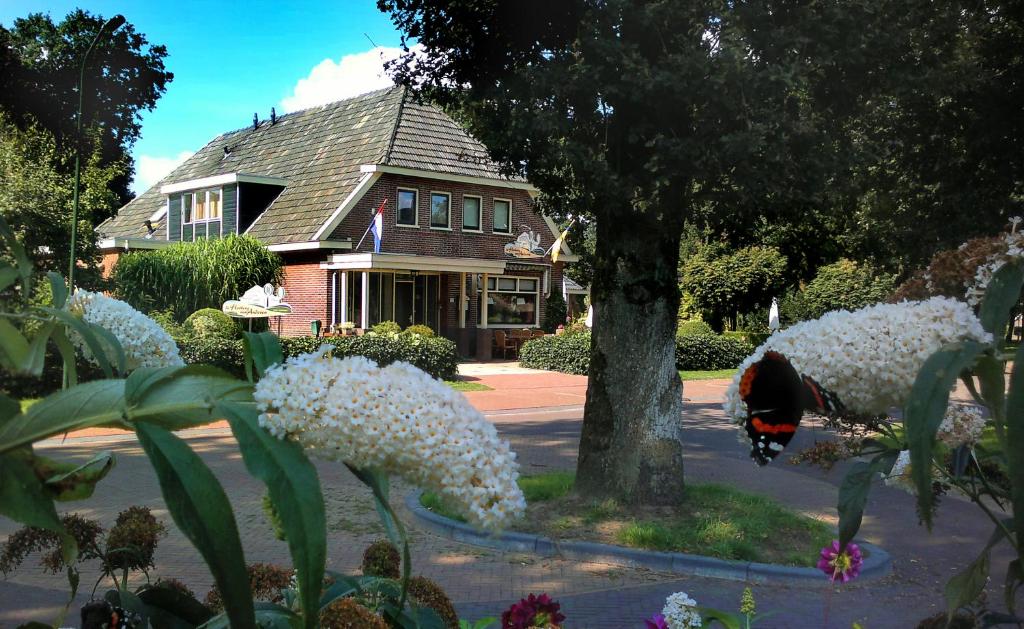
[532,329,546,339]
[493,330,517,359]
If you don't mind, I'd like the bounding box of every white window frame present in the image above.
[396,187,419,228]
[493,197,513,234]
[462,194,483,232]
[478,274,540,327]
[182,187,223,224]
[429,191,452,230]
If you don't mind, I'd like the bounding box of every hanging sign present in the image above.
[222,284,292,318]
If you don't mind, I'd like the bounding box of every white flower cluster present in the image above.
[885,450,914,493]
[254,348,526,530]
[965,224,1024,306]
[723,298,991,427]
[663,592,702,629]
[68,290,183,371]
[937,404,987,448]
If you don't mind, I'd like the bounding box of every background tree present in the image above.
[0,10,172,209]
[0,113,123,285]
[780,259,895,324]
[379,0,981,504]
[679,244,787,333]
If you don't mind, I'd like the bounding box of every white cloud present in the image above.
[133,150,193,195]
[280,46,420,112]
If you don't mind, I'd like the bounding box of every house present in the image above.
[97,87,576,358]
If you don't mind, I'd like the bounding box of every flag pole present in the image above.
[354,199,387,251]
[545,217,576,256]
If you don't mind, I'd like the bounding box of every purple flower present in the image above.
[817,540,863,583]
[644,613,669,629]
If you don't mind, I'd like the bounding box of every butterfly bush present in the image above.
[937,404,986,448]
[965,219,1024,306]
[68,290,183,370]
[662,592,702,629]
[254,348,526,530]
[723,298,991,427]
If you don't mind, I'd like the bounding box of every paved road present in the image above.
[1,391,1018,627]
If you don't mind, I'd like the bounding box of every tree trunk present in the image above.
[575,208,686,505]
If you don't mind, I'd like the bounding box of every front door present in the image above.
[394,275,414,327]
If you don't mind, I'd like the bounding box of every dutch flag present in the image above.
[370,201,385,253]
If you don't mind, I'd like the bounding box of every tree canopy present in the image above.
[679,244,787,332]
[0,10,173,208]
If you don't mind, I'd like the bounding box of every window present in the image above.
[462,195,481,231]
[397,189,417,226]
[479,275,539,326]
[493,198,511,233]
[430,192,451,228]
[182,188,222,223]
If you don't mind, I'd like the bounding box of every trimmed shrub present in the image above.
[542,292,567,333]
[112,234,282,320]
[519,333,591,375]
[370,321,401,335]
[179,333,459,380]
[404,324,435,337]
[789,259,896,322]
[674,333,754,370]
[183,308,238,340]
[677,320,714,336]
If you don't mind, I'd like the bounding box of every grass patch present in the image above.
[679,369,737,381]
[420,472,833,567]
[445,380,493,392]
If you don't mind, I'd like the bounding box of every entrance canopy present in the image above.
[321,252,506,275]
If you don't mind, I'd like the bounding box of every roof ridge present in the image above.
[382,84,409,165]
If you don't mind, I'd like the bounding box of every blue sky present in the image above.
[0,1,406,193]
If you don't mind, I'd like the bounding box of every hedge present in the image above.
[519,331,755,374]
[178,333,459,381]
[183,308,239,340]
[518,333,591,375]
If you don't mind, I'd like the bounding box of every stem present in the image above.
[936,463,1017,553]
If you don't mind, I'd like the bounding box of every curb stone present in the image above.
[404,491,892,585]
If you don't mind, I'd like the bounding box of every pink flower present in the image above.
[644,613,669,629]
[501,593,566,628]
[817,540,863,583]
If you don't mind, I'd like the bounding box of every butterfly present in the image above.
[739,351,843,466]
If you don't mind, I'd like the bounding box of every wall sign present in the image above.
[222,284,292,318]
[504,229,545,259]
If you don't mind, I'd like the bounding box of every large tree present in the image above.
[0,10,172,209]
[379,0,967,503]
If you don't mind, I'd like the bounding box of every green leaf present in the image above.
[0,318,30,371]
[319,574,361,609]
[135,423,254,626]
[42,307,113,377]
[36,451,115,501]
[836,452,896,547]
[22,322,56,376]
[347,465,412,611]
[222,401,326,628]
[979,260,1024,340]
[0,215,33,293]
[0,265,18,293]
[202,603,300,629]
[0,453,76,566]
[1005,343,1024,572]
[46,272,68,309]
[128,369,253,431]
[695,606,743,629]
[0,379,126,454]
[0,392,20,427]
[85,321,127,375]
[50,327,78,387]
[137,583,215,627]
[242,331,284,382]
[945,547,991,617]
[905,341,987,529]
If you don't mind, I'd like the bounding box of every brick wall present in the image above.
[100,252,119,279]
[277,253,331,337]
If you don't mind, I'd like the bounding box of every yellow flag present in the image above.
[551,228,569,263]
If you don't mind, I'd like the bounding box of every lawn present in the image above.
[445,380,493,392]
[679,368,737,381]
[421,471,833,567]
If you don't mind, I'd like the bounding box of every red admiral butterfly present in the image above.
[739,351,843,466]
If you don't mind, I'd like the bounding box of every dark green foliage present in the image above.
[784,259,896,322]
[183,308,239,341]
[677,320,713,337]
[519,333,592,375]
[541,291,567,333]
[179,333,459,381]
[675,334,754,371]
[148,309,185,339]
[361,539,401,578]
[112,235,283,320]
[370,321,402,335]
[679,245,788,332]
[261,493,286,542]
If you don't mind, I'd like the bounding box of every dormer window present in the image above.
[183,188,222,223]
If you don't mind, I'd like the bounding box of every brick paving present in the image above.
[1,372,1018,627]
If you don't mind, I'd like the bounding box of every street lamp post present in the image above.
[68,14,126,290]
